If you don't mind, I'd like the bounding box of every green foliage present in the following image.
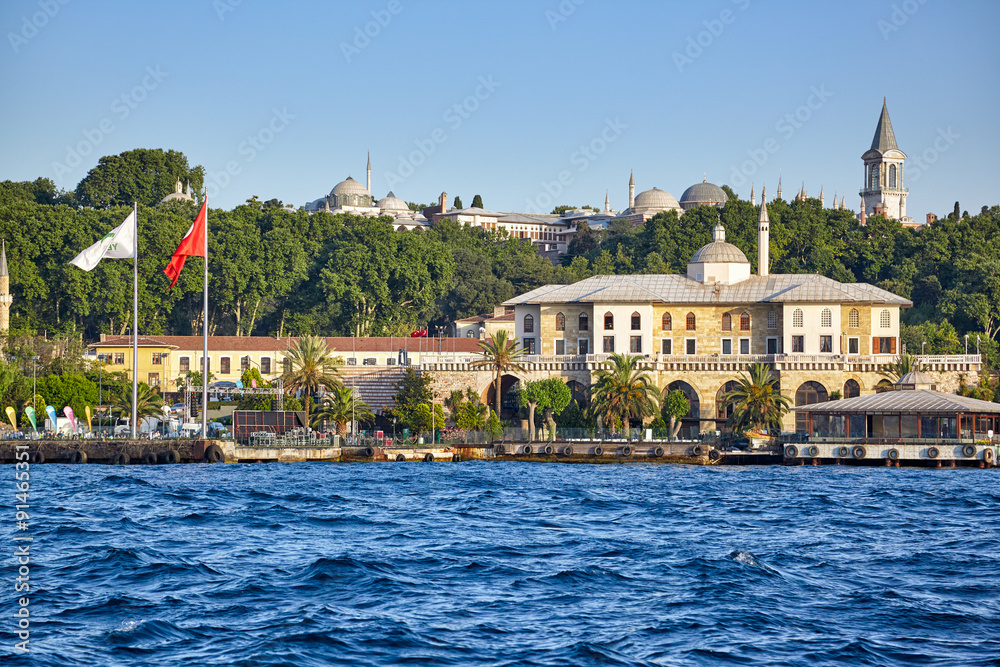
[719,363,791,435]
[590,353,659,431]
[281,335,342,422]
[283,396,303,411]
[391,368,433,432]
[108,382,164,422]
[453,196,463,209]
[661,389,690,440]
[471,194,483,209]
[36,373,98,419]
[518,378,572,441]
[75,148,204,209]
[485,409,503,441]
[471,330,527,416]
[313,385,374,433]
[0,360,31,412]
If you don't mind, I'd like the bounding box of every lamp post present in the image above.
[965,334,969,355]
[977,335,981,355]
[922,341,926,356]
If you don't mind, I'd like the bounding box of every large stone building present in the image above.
[499,197,980,435]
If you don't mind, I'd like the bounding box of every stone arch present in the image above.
[481,373,522,419]
[875,379,894,393]
[716,380,740,421]
[566,380,588,406]
[844,378,861,398]
[794,381,829,433]
[665,380,701,439]
[397,225,407,232]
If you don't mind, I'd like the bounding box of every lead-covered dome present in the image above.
[330,176,370,198]
[633,187,681,211]
[377,191,408,212]
[690,225,749,264]
[679,180,727,209]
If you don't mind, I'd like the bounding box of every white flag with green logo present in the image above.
[69,210,137,271]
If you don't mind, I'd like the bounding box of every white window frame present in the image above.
[739,337,751,355]
[260,356,272,374]
[721,338,733,355]
[555,339,565,355]
[578,338,590,355]
[848,337,860,355]
[766,337,779,354]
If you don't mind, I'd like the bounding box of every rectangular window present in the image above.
[386,357,395,365]
[241,356,250,373]
[151,353,163,365]
[578,339,589,355]
[114,353,125,365]
[555,339,565,355]
[524,338,536,354]
[260,357,271,374]
[202,357,211,373]
[147,373,160,387]
[820,335,833,353]
[877,337,895,354]
[179,356,190,373]
[363,357,377,366]
[347,357,357,366]
[685,338,696,355]
[630,336,642,353]
[603,336,615,353]
[767,311,777,330]
[220,357,231,374]
[739,338,750,355]
[661,339,672,355]
[722,338,733,355]
[283,358,292,373]
[792,335,804,353]
[848,337,859,355]
[766,338,778,354]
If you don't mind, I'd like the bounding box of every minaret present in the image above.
[860,194,867,225]
[604,190,610,212]
[366,152,371,194]
[750,183,756,206]
[840,194,846,210]
[758,187,769,277]
[628,171,635,210]
[776,176,782,201]
[819,186,825,207]
[832,190,836,209]
[0,241,11,339]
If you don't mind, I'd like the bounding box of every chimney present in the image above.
[440,192,447,213]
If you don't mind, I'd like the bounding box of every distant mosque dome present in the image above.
[330,176,371,198]
[679,179,728,210]
[633,187,681,212]
[378,191,408,212]
[160,178,194,205]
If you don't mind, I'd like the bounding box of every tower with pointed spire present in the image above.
[628,171,635,210]
[604,190,610,212]
[0,241,11,339]
[776,176,782,201]
[366,152,371,194]
[750,183,756,206]
[819,186,825,208]
[860,99,911,224]
[758,186,769,277]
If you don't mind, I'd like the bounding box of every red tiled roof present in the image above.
[89,335,483,354]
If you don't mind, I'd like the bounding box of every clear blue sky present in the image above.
[2,0,997,219]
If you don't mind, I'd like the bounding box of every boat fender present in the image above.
[522,445,532,455]
[162,449,180,465]
[593,446,603,456]
[852,446,866,459]
[807,445,819,458]
[984,449,995,463]
[204,444,224,463]
[692,445,703,456]
[653,446,664,457]
[363,446,375,457]
[423,452,434,462]
[29,451,44,464]
[113,452,130,466]
[838,446,850,458]
[622,445,633,456]
[70,450,87,464]
[396,453,406,462]
[563,446,574,456]
[785,445,799,459]
[927,446,939,459]
[708,449,721,461]
[887,448,899,460]
[543,445,554,456]
[962,444,976,458]
[143,452,157,465]
[494,444,505,455]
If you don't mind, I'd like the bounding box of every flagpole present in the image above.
[202,194,209,440]
[131,202,138,439]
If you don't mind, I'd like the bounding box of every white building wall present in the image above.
[593,302,654,355]
[782,304,843,355]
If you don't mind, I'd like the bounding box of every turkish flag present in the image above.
[410,329,428,337]
[164,199,207,288]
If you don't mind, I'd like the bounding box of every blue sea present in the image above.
[3,462,999,666]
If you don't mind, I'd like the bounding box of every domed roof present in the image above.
[680,180,727,206]
[330,176,370,197]
[895,370,934,389]
[377,191,408,211]
[690,225,749,264]
[633,187,680,211]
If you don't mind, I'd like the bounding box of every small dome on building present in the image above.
[160,178,194,205]
[633,187,681,211]
[679,180,728,210]
[895,370,934,391]
[330,176,371,198]
[690,225,749,264]
[377,191,409,212]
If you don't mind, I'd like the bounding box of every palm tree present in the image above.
[312,385,374,435]
[108,382,165,423]
[470,330,527,416]
[281,335,343,424]
[878,352,922,383]
[719,363,791,435]
[589,353,659,432]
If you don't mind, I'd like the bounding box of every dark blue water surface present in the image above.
[3,462,999,666]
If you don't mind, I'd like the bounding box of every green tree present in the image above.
[471,330,527,415]
[590,353,659,431]
[75,149,204,209]
[661,389,690,440]
[471,194,483,209]
[878,353,923,383]
[518,378,571,441]
[391,367,434,432]
[454,196,463,209]
[485,409,503,441]
[719,363,791,435]
[455,398,488,432]
[36,373,98,421]
[108,382,165,423]
[313,385,374,435]
[280,335,342,423]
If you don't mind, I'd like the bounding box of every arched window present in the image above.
[604,312,614,330]
[844,379,861,398]
[631,312,641,330]
[848,309,859,328]
[821,308,832,328]
[880,309,891,328]
[889,164,897,188]
[871,164,880,189]
[662,313,672,331]
[795,381,829,433]
[792,308,803,328]
[740,312,751,331]
[523,314,534,333]
[686,312,696,331]
[721,313,732,331]
[579,313,589,331]
[767,310,777,330]
[555,312,565,331]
